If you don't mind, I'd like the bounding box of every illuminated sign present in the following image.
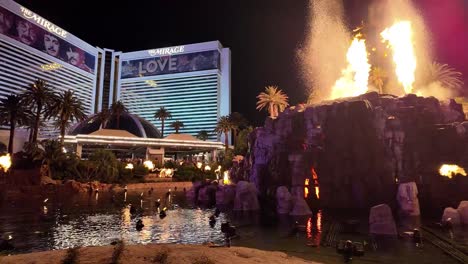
[121,50,219,79]
[145,80,158,87]
[20,7,68,38]
[148,46,184,56]
[40,62,62,71]
[139,57,177,74]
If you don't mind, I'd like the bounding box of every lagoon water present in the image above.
[0,190,465,263]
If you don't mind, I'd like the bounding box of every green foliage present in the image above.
[62,247,80,264]
[256,85,289,118]
[170,120,184,133]
[88,149,119,183]
[234,127,253,156]
[33,140,80,180]
[196,130,210,141]
[0,142,6,154]
[133,163,149,179]
[47,90,87,145]
[22,79,58,143]
[164,160,177,168]
[171,162,216,182]
[154,106,172,138]
[219,149,234,170]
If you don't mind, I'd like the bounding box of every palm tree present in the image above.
[33,140,66,179]
[369,66,387,94]
[22,79,57,143]
[426,62,464,90]
[96,107,111,129]
[47,90,87,146]
[0,94,32,154]
[228,112,247,145]
[215,115,235,151]
[170,120,184,134]
[154,106,172,137]
[197,130,209,141]
[110,101,127,129]
[256,85,289,119]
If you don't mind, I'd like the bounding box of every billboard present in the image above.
[0,5,95,73]
[121,50,220,79]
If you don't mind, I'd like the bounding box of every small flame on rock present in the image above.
[439,164,467,179]
[223,171,230,185]
[0,154,12,172]
[143,160,155,171]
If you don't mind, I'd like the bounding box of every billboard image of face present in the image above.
[0,6,95,73]
[0,10,13,34]
[16,19,37,45]
[121,50,220,79]
[43,33,60,57]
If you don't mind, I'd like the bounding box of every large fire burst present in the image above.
[331,20,417,99]
[301,0,464,102]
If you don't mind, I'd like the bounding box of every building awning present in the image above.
[64,132,224,152]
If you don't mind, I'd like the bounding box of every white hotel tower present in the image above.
[0,0,231,147]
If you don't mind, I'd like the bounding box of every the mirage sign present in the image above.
[121,50,220,79]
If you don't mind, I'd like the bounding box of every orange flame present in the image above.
[311,167,320,199]
[304,178,310,198]
[0,154,12,172]
[439,164,467,179]
[381,21,417,94]
[330,34,370,99]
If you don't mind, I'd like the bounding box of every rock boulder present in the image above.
[369,204,397,236]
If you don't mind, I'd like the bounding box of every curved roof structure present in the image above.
[69,112,161,138]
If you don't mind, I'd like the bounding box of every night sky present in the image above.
[15,0,468,126]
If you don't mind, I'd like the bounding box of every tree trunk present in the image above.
[116,113,120,129]
[60,121,66,146]
[224,131,229,151]
[161,119,165,138]
[32,104,42,143]
[269,104,274,119]
[8,116,15,155]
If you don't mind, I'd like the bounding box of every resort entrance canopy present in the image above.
[63,129,224,160]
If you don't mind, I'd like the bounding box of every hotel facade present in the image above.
[0,0,230,146]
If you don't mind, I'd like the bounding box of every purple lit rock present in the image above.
[457,201,468,225]
[290,193,312,216]
[276,186,293,214]
[442,207,461,225]
[397,182,420,216]
[216,185,236,205]
[369,204,397,236]
[234,181,259,211]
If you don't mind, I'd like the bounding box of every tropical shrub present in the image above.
[88,149,119,183]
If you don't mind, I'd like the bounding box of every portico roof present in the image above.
[63,132,224,151]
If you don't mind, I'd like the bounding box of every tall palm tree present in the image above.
[170,120,184,134]
[110,101,127,129]
[96,107,111,129]
[369,66,387,94]
[426,62,464,90]
[0,94,32,154]
[228,112,247,145]
[256,85,289,119]
[154,106,172,138]
[215,115,235,151]
[22,79,57,143]
[197,130,209,141]
[47,90,87,146]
